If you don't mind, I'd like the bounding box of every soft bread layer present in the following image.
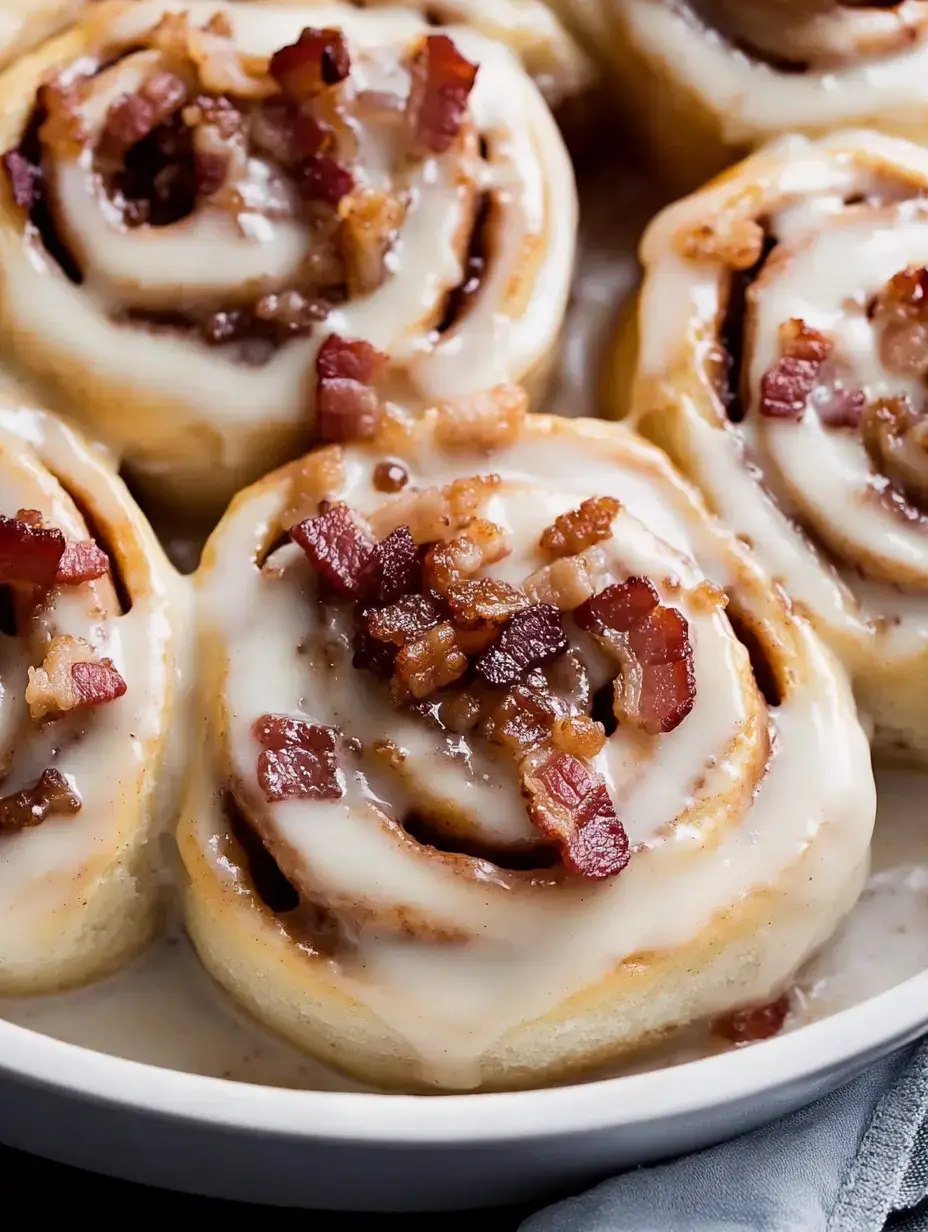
[0,401,187,993]
[0,1,577,512]
[616,129,928,765]
[179,409,875,1091]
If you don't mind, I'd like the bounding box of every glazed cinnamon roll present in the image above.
[550,0,928,187]
[179,388,874,1091]
[0,1,576,511]
[0,396,185,994]
[619,129,928,764]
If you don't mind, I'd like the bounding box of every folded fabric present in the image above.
[522,1040,928,1232]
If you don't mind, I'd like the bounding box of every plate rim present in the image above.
[1,968,925,1145]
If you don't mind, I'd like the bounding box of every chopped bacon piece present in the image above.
[291,502,375,598]
[575,578,696,736]
[552,715,606,760]
[269,28,352,99]
[315,333,387,443]
[484,684,562,754]
[373,460,408,493]
[371,476,501,544]
[101,71,189,160]
[759,319,832,421]
[862,395,928,507]
[0,768,81,833]
[524,749,629,880]
[367,592,444,647]
[713,994,790,1044]
[298,154,354,206]
[26,636,127,720]
[406,34,478,155]
[872,267,928,379]
[424,518,509,592]
[370,525,421,605]
[814,385,867,430]
[524,552,603,612]
[443,578,528,630]
[254,714,342,802]
[474,604,568,688]
[57,538,109,585]
[2,149,41,211]
[392,622,467,700]
[351,629,397,677]
[0,513,64,586]
[540,497,620,559]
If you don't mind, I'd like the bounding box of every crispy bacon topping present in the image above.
[862,395,928,508]
[269,28,352,99]
[552,715,606,760]
[0,768,81,833]
[100,71,189,160]
[524,552,603,612]
[291,502,375,598]
[2,149,42,211]
[298,153,354,205]
[254,714,342,802]
[485,684,562,754]
[367,591,443,647]
[872,267,928,379]
[474,603,568,688]
[524,749,629,880]
[713,994,790,1044]
[373,460,409,493]
[759,319,832,421]
[540,497,620,559]
[315,333,387,443]
[406,34,478,155]
[0,511,108,588]
[392,621,467,700]
[424,517,509,592]
[370,525,421,605]
[26,636,127,720]
[575,578,696,736]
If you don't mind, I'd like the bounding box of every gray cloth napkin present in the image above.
[522,1039,928,1232]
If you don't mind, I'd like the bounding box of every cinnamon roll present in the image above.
[550,1,928,187]
[179,388,875,1091]
[0,396,185,994]
[619,129,928,764]
[0,1,576,511]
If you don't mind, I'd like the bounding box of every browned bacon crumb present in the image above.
[100,71,189,162]
[367,592,444,647]
[484,684,562,754]
[524,553,602,612]
[26,636,127,720]
[759,319,832,421]
[406,34,478,155]
[443,577,528,631]
[315,333,387,443]
[0,768,81,833]
[0,511,108,588]
[373,460,409,493]
[861,395,928,507]
[392,621,468,700]
[523,748,628,880]
[872,266,928,379]
[552,714,606,760]
[575,577,696,735]
[254,713,342,802]
[298,153,354,206]
[540,497,620,559]
[474,603,568,688]
[713,994,790,1044]
[291,502,375,597]
[269,28,352,99]
[424,517,508,592]
[2,149,42,211]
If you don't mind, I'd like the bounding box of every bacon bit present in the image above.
[2,150,41,211]
[254,714,342,802]
[406,34,478,155]
[485,684,561,754]
[438,690,483,734]
[862,396,928,507]
[100,71,189,160]
[443,578,529,630]
[552,715,606,760]
[315,333,387,444]
[677,213,764,271]
[523,749,628,880]
[290,502,375,598]
[270,28,352,99]
[815,385,867,430]
[541,497,620,559]
[373,460,408,493]
[370,525,422,605]
[57,539,109,585]
[475,604,568,688]
[392,622,467,699]
[424,518,509,594]
[872,267,928,379]
[713,994,790,1044]
[351,629,397,677]
[0,768,81,833]
[575,578,696,736]
[26,636,126,720]
[298,154,354,206]
[367,592,444,647]
[435,386,528,451]
[371,476,501,544]
[524,552,602,612]
[760,319,832,421]
[340,189,405,296]
[0,513,64,586]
